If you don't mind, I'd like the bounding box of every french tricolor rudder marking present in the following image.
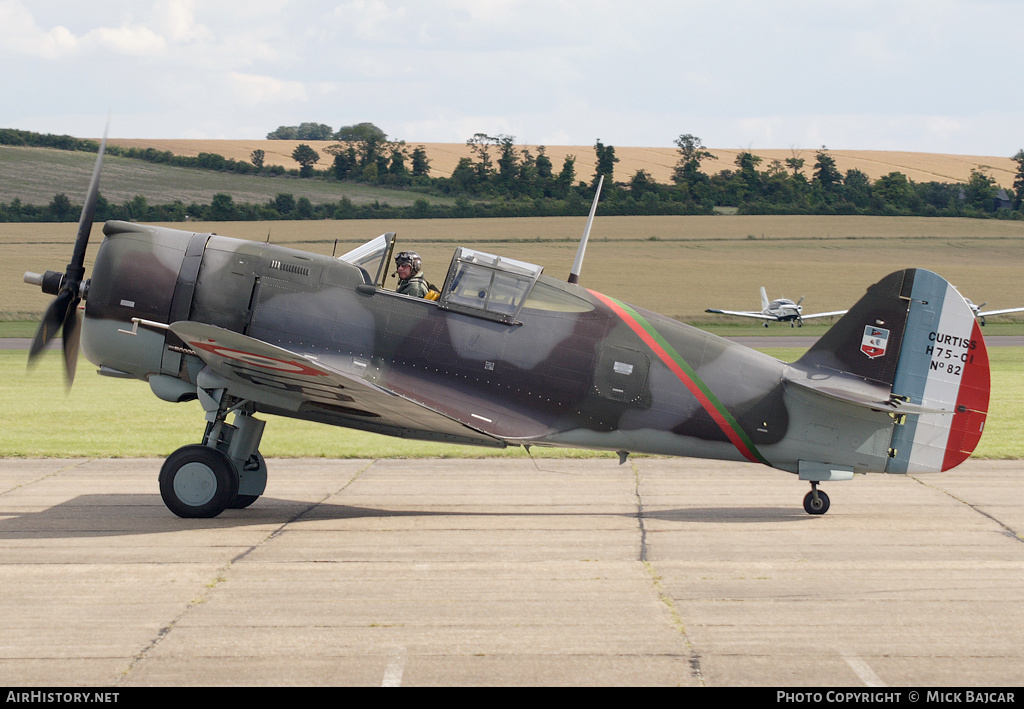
[589,290,769,466]
[886,270,990,474]
[941,317,989,471]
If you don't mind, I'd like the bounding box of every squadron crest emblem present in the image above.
[861,325,890,359]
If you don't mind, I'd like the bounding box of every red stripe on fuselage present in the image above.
[589,290,763,464]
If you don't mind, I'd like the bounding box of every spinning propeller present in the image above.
[24,127,107,386]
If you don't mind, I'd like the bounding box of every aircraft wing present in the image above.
[704,308,776,321]
[978,306,1024,317]
[797,309,849,320]
[168,321,505,448]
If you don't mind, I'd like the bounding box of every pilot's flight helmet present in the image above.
[395,251,422,271]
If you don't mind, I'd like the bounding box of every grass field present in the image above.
[0,145,456,208]
[3,347,1021,459]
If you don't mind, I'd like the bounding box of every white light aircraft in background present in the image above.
[706,287,848,327]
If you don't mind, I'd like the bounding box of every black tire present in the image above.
[228,452,266,509]
[159,445,240,518]
[228,494,260,509]
[803,489,830,515]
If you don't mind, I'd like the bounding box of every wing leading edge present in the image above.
[798,309,849,320]
[978,306,1024,318]
[704,308,776,321]
[169,321,505,448]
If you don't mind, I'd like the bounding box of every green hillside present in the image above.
[0,145,458,208]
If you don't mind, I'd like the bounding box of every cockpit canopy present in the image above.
[440,247,543,324]
[337,233,395,286]
[338,234,546,325]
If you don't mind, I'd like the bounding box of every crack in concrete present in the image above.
[632,459,706,686]
[910,474,1024,543]
[114,458,378,685]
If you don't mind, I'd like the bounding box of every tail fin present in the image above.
[760,287,769,311]
[790,269,990,473]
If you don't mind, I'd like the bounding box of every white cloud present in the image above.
[82,25,167,56]
[152,0,215,44]
[227,72,309,106]
[331,0,407,41]
[0,1,77,58]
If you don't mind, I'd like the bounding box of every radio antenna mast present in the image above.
[568,174,603,285]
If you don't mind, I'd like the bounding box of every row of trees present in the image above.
[280,128,1024,218]
[266,121,386,142]
[270,125,622,200]
[4,125,1024,221]
[0,190,639,223]
[660,136,1024,218]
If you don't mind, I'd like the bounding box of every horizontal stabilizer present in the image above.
[784,376,953,415]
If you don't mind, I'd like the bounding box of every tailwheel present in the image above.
[159,445,240,518]
[803,485,830,515]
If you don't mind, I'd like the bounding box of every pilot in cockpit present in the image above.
[394,251,429,298]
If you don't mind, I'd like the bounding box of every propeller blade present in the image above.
[26,119,108,387]
[29,289,74,362]
[68,125,108,276]
[62,304,81,386]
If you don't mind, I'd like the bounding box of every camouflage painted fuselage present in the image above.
[81,220,988,478]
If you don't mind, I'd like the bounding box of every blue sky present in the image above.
[2,0,1022,156]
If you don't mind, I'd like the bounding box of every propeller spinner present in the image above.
[24,128,107,385]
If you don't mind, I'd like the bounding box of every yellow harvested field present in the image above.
[6,215,1024,321]
[103,139,1020,187]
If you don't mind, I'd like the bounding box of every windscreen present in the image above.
[337,233,395,285]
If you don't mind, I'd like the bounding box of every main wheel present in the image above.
[228,451,266,509]
[228,494,260,509]
[803,489,830,515]
[159,445,240,518]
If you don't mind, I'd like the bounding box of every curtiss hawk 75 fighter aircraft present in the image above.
[24,138,990,518]
[706,287,848,327]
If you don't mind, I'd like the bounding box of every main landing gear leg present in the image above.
[802,482,830,515]
[159,389,268,518]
